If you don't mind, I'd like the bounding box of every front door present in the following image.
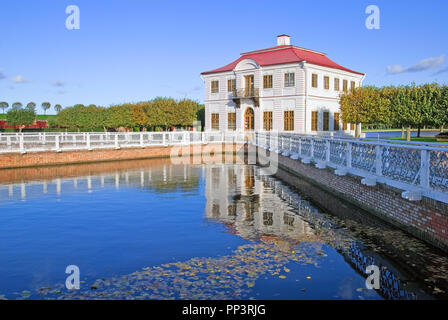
[244,107,254,131]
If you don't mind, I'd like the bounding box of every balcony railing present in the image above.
[231,88,260,107]
[232,88,259,98]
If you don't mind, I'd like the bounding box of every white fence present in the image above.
[255,132,448,204]
[1,130,447,204]
[0,131,247,154]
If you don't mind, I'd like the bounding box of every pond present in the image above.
[0,158,447,300]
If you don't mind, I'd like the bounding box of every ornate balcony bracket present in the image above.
[232,88,260,107]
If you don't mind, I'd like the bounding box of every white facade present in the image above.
[201,35,364,135]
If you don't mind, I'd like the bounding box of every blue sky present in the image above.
[1,0,447,114]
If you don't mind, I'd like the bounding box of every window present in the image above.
[263,212,273,226]
[343,80,348,92]
[323,112,329,131]
[334,112,340,131]
[244,108,254,131]
[350,81,356,90]
[211,113,219,130]
[324,76,330,90]
[263,75,273,89]
[312,74,318,88]
[284,73,295,87]
[228,112,236,130]
[211,80,219,93]
[350,123,355,131]
[263,111,273,131]
[343,121,348,130]
[311,111,318,131]
[284,111,294,131]
[334,78,340,91]
[227,79,235,92]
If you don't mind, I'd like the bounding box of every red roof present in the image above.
[201,45,364,75]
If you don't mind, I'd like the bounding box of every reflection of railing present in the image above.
[255,132,448,204]
[0,132,248,154]
[258,173,418,300]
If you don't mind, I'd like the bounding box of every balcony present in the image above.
[231,88,260,108]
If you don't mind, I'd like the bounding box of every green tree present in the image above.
[0,101,8,114]
[6,109,36,132]
[340,86,388,137]
[12,102,23,110]
[26,102,36,112]
[41,102,51,115]
[54,104,62,113]
[105,105,132,130]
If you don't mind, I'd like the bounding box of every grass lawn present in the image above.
[363,128,440,132]
[388,137,448,143]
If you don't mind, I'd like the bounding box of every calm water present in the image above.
[0,159,447,300]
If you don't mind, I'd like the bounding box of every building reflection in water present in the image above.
[204,164,419,300]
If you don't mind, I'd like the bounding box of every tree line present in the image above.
[340,83,448,140]
[0,102,61,115]
[57,98,204,131]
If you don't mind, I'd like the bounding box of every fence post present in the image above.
[114,134,120,149]
[298,137,302,156]
[326,139,330,162]
[375,145,382,176]
[55,135,60,152]
[140,132,144,148]
[347,142,352,168]
[310,138,314,159]
[87,133,91,150]
[420,149,430,189]
[19,134,25,153]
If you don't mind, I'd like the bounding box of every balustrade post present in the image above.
[326,140,330,162]
[163,133,166,146]
[310,138,314,159]
[375,145,382,176]
[298,137,302,156]
[55,135,60,151]
[42,133,46,145]
[420,149,430,189]
[289,137,293,153]
[7,136,11,147]
[86,133,91,150]
[19,134,25,153]
[140,132,144,147]
[347,142,352,168]
[114,134,119,149]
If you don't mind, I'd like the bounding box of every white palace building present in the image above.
[201,35,364,134]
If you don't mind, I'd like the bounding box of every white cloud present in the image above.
[12,75,29,83]
[387,55,445,74]
[433,66,448,76]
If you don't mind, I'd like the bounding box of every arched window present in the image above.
[244,108,254,131]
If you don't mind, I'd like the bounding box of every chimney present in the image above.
[277,34,290,46]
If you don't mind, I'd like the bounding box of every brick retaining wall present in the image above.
[261,150,448,252]
[0,143,244,170]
